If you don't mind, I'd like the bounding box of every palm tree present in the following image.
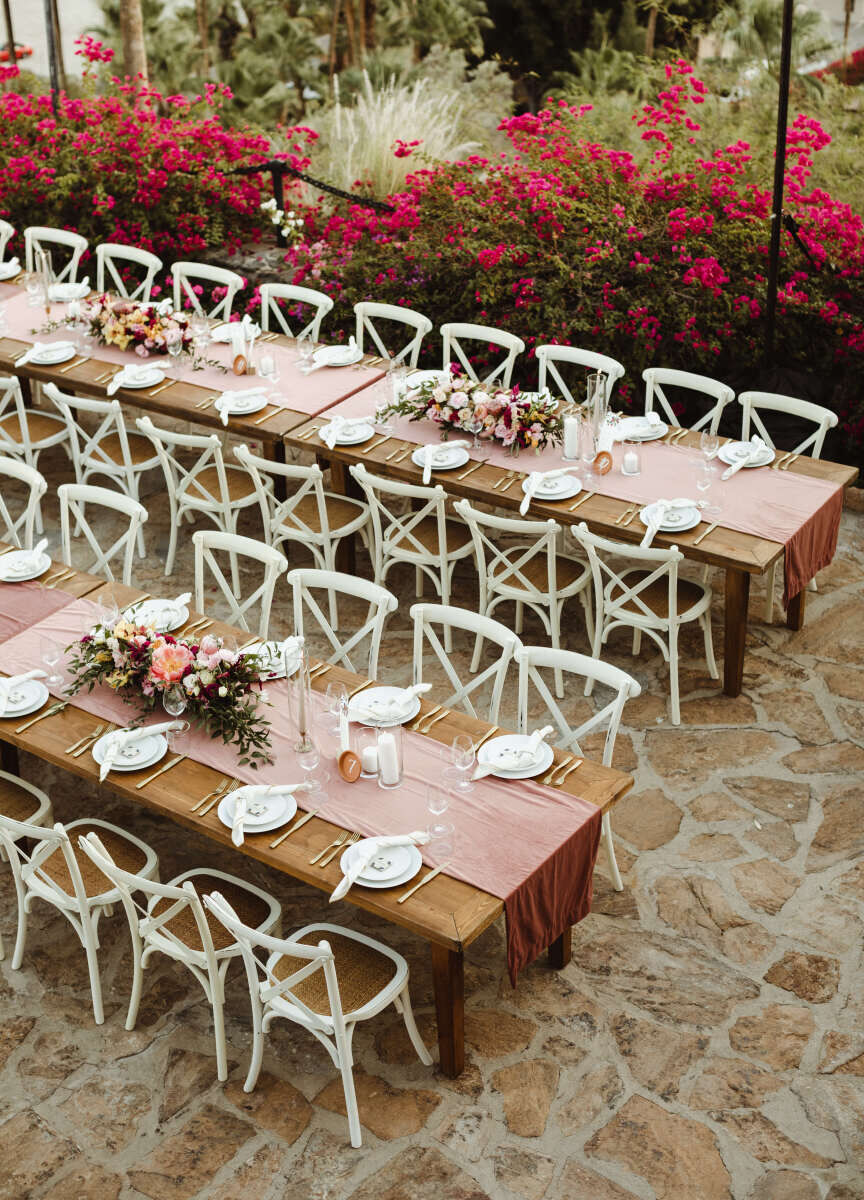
[120,0,149,80]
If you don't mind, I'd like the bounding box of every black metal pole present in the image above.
[42,0,59,115]
[272,169,287,249]
[764,0,795,366]
[1,0,15,80]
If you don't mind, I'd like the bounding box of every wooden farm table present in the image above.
[0,575,633,1077]
[286,419,859,698]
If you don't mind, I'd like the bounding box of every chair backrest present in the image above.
[193,529,287,637]
[0,219,14,262]
[454,499,564,600]
[410,602,518,721]
[642,367,734,434]
[58,482,147,584]
[738,389,838,457]
[349,463,450,578]
[0,376,57,457]
[0,815,94,914]
[536,344,626,406]
[572,520,684,630]
[234,443,338,550]
[441,321,525,387]
[45,381,139,487]
[24,226,88,282]
[286,568,397,678]
[0,456,46,548]
[171,260,244,320]
[515,644,640,767]
[95,243,163,302]
[259,282,333,340]
[136,416,233,515]
[354,302,433,368]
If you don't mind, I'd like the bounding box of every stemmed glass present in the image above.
[468,412,490,459]
[296,335,315,373]
[443,733,475,794]
[163,684,187,719]
[166,335,185,377]
[427,784,456,857]
[40,636,63,687]
[700,430,720,461]
[696,462,720,517]
[297,737,326,795]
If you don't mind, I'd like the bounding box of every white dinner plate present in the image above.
[521,475,582,502]
[92,731,167,773]
[48,282,90,303]
[244,640,301,680]
[0,551,52,582]
[313,344,364,368]
[339,841,423,889]
[320,422,376,446]
[348,686,421,728]
[410,445,470,472]
[216,792,296,834]
[215,393,268,417]
[398,369,448,397]
[639,503,702,533]
[117,368,165,390]
[222,788,295,828]
[29,343,76,365]
[617,416,668,442]
[718,442,775,469]
[123,598,188,633]
[0,679,50,717]
[478,734,555,779]
[0,262,21,281]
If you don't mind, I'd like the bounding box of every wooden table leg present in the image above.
[1,739,19,775]
[271,440,287,503]
[327,459,357,574]
[431,943,464,1078]
[548,926,572,969]
[787,588,806,631]
[724,567,750,697]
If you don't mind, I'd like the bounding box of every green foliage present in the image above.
[615,0,646,53]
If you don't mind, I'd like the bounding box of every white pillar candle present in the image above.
[563,415,579,459]
[259,354,275,377]
[622,449,640,476]
[377,731,400,787]
[361,746,378,775]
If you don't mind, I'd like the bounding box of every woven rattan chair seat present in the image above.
[282,493,365,534]
[389,515,472,557]
[609,571,705,619]
[0,409,65,444]
[0,779,44,825]
[490,548,588,593]
[183,466,256,504]
[37,823,147,897]
[152,875,272,951]
[273,929,396,1016]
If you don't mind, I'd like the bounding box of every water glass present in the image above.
[696,462,720,516]
[167,337,185,376]
[24,273,42,308]
[166,719,190,753]
[429,820,456,860]
[40,636,63,686]
[297,336,315,372]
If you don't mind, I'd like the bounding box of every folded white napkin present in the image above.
[353,682,432,722]
[721,435,770,480]
[0,257,21,279]
[639,498,701,548]
[422,440,470,484]
[0,538,48,577]
[330,830,430,902]
[107,363,162,395]
[16,341,76,366]
[98,721,185,781]
[231,783,307,847]
[48,279,89,302]
[216,388,268,425]
[212,315,261,352]
[0,669,48,715]
[520,469,571,515]
[473,725,554,778]
[320,414,375,449]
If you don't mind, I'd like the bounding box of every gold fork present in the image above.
[554,758,584,786]
[615,504,637,526]
[190,775,230,813]
[309,830,349,866]
[542,754,573,785]
[321,830,361,867]
[69,723,107,758]
[199,779,239,817]
[411,704,441,732]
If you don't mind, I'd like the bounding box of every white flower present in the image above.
[218,685,227,697]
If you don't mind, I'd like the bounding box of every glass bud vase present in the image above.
[288,645,314,754]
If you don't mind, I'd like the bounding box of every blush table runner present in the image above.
[328,384,843,605]
[0,597,601,981]
[0,581,79,644]
[0,290,385,418]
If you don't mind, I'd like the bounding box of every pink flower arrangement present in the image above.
[149,640,194,684]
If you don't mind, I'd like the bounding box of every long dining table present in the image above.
[284,395,859,698]
[0,560,633,1077]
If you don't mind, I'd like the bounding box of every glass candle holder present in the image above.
[356,726,379,779]
[376,725,403,789]
[621,441,641,476]
[288,647,314,754]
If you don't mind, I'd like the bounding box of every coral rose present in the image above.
[149,640,194,685]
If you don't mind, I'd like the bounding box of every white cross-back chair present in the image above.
[536,344,626,406]
[349,463,473,649]
[515,645,640,891]
[0,772,53,962]
[58,483,147,586]
[24,226,88,282]
[354,302,433,368]
[171,260,244,320]
[410,602,518,723]
[95,243,162,301]
[739,389,839,622]
[0,219,14,262]
[259,282,333,341]
[79,834,280,1080]
[46,382,159,558]
[135,416,260,582]
[234,444,369,620]
[455,499,592,698]
[643,367,734,435]
[193,529,287,639]
[204,891,431,1146]
[0,376,67,532]
[0,815,158,1023]
[441,321,525,387]
[0,458,46,549]
[572,522,717,726]
[287,568,396,679]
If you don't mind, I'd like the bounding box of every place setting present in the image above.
[301,336,364,373]
[317,413,377,448]
[0,539,51,583]
[330,831,430,900]
[92,721,186,779]
[520,468,582,513]
[121,592,191,633]
[15,340,77,367]
[718,434,775,477]
[0,669,50,719]
[347,682,432,727]
[107,362,167,395]
[638,498,706,547]
[472,726,555,781]
[415,440,471,482]
[615,412,668,441]
[241,635,304,679]
[220,782,310,846]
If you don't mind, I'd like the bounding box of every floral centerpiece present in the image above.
[79,293,194,358]
[380,370,563,453]
[66,620,272,767]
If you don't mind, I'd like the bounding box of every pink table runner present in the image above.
[0,290,385,418]
[0,597,601,981]
[0,581,78,644]
[328,384,843,604]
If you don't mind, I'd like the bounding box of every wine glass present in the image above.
[296,335,315,373]
[166,335,185,377]
[40,636,63,687]
[700,430,720,461]
[163,684,187,719]
[324,682,348,733]
[695,462,720,517]
[426,783,450,840]
[297,737,323,793]
[447,733,475,794]
[468,412,490,459]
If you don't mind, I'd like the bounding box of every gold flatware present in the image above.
[398,863,449,904]
[421,708,450,733]
[39,568,66,583]
[70,723,107,758]
[148,381,173,397]
[554,757,584,786]
[58,356,90,375]
[622,507,640,527]
[189,621,213,634]
[15,701,67,733]
[394,446,414,463]
[692,520,719,546]
[664,427,681,443]
[310,831,349,866]
[498,473,519,493]
[190,775,230,813]
[385,442,408,461]
[542,754,573,785]
[260,332,279,342]
[253,407,279,425]
[491,471,512,491]
[309,662,333,680]
[457,461,484,481]
[135,753,187,789]
[569,490,595,511]
[65,723,104,755]
[323,829,361,867]
[238,638,259,651]
[362,435,391,454]
[673,427,689,443]
[347,679,376,700]
[182,616,209,633]
[46,569,76,589]
[269,807,320,849]
[199,779,239,817]
[95,368,119,383]
[781,453,799,471]
[411,704,441,732]
[299,426,321,441]
[473,725,500,752]
[0,545,18,556]
[615,504,637,526]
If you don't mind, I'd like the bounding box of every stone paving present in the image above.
[1,438,862,1200]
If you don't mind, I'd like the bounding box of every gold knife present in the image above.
[411,703,441,732]
[457,461,484,481]
[398,862,449,903]
[781,453,799,471]
[253,407,279,426]
[269,807,320,849]
[135,753,187,789]
[362,435,391,454]
[58,356,90,374]
[347,679,376,699]
[693,520,719,546]
[421,708,449,733]
[569,490,595,511]
[15,702,66,733]
[473,725,499,752]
